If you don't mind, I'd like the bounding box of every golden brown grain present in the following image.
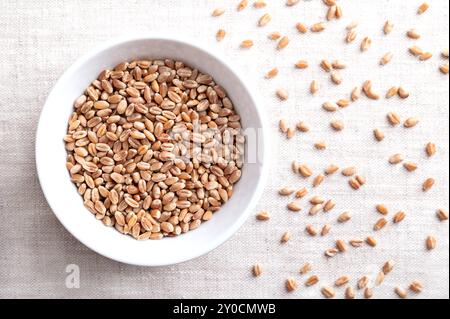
[393,211,406,223]
[409,45,424,56]
[375,271,385,286]
[335,276,350,287]
[286,278,298,292]
[310,196,325,205]
[403,161,418,172]
[254,0,267,8]
[356,176,367,185]
[314,142,327,151]
[212,8,225,17]
[395,287,407,299]
[252,264,263,277]
[299,164,313,177]
[349,178,361,190]
[241,39,254,48]
[440,64,449,74]
[360,37,372,51]
[311,22,326,32]
[346,29,357,43]
[374,128,385,141]
[295,60,309,69]
[345,286,355,299]
[68,59,244,240]
[325,164,339,175]
[287,202,302,212]
[425,142,436,157]
[351,86,361,101]
[407,29,421,39]
[387,112,401,125]
[330,120,344,131]
[295,187,308,198]
[364,288,373,299]
[286,0,299,6]
[297,121,310,132]
[281,231,291,243]
[268,32,281,40]
[323,199,336,212]
[380,52,394,65]
[292,161,300,174]
[330,71,342,85]
[216,29,226,41]
[366,236,377,247]
[349,239,364,247]
[296,22,308,33]
[342,166,356,176]
[276,88,289,100]
[286,127,295,139]
[326,5,337,21]
[305,275,320,286]
[266,68,279,78]
[376,204,389,215]
[321,286,336,298]
[398,86,410,98]
[386,86,399,98]
[417,2,429,14]
[279,119,288,133]
[336,239,347,252]
[422,178,435,192]
[374,218,388,231]
[419,51,432,59]
[426,235,436,250]
[277,36,290,49]
[337,98,350,107]
[299,262,313,274]
[362,80,380,99]
[436,209,449,221]
[279,187,295,196]
[320,59,333,72]
[321,224,331,236]
[383,259,395,274]
[338,212,351,223]
[313,174,325,187]
[357,276,369,289]
[335,5,343,18]
[306,224,318,236]
[383,20,394,34]
[310,80,319,94]
[322,101,338,112]
[323,0,336,6]
[389,153,404,164]
[309,204,323,216]
[256,211,270,221]
[258,13,272,26]
[409,280,423,293]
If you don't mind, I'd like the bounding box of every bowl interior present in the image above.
[36,37,266,266]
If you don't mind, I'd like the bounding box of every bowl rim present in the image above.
[35,35,270,266]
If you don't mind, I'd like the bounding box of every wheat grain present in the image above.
[252,264,263,277]
[418,2,429,14]
[216,29,226,41]
[306,275,320,286]
[212,8,225,17]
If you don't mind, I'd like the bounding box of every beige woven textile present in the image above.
[0,0,448,299]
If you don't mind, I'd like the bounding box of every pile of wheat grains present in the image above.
[65,59,245,240]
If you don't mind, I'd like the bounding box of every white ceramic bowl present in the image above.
[36,36,268,266]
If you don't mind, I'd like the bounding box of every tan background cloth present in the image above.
[0,0,448,298]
